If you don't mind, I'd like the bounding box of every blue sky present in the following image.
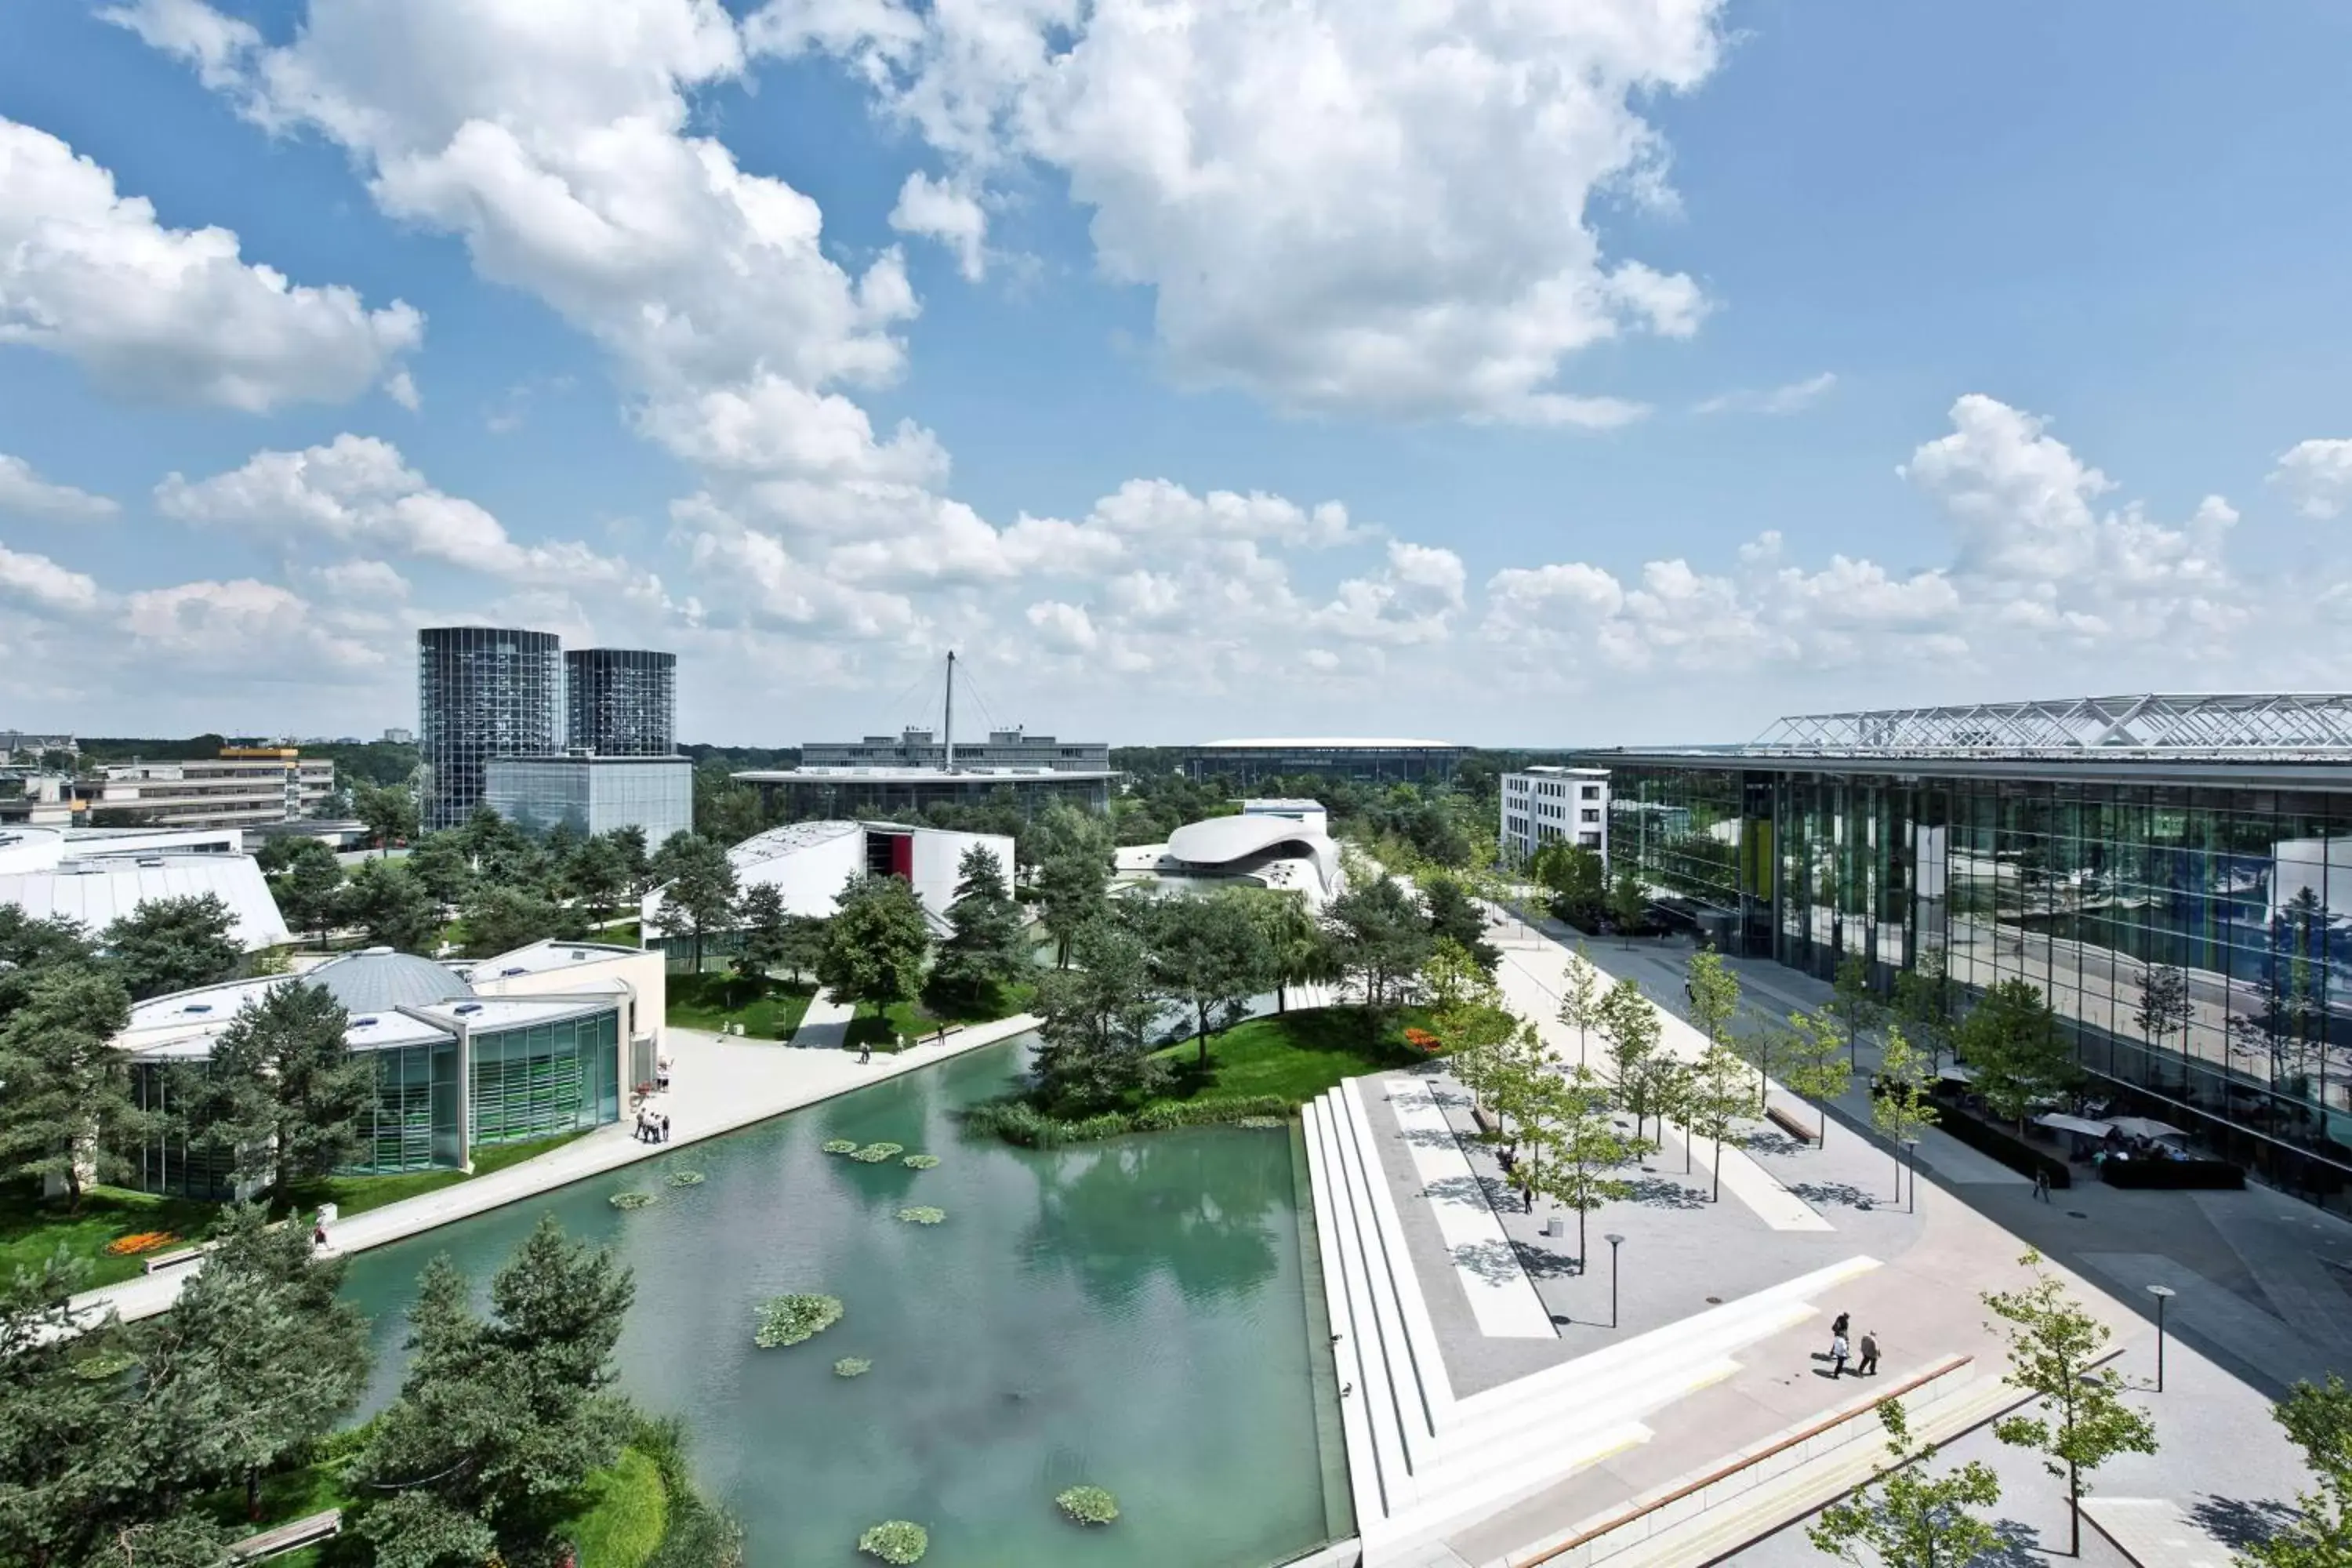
[2,0,2349,746]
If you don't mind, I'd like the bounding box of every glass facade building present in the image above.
[419,626,563,830]
[567,648,677,756]
[482,755,694,844]
[1575,742,2352,1210]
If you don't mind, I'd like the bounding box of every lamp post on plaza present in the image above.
[1605,1233,1626,1330]
[2147,1284,2176,1392]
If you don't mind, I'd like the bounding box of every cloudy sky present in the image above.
[4,1,2350,746]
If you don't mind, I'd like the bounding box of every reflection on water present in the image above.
[337,1038,1339,1567]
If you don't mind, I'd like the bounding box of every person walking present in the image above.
[2032,1167,2053,1203]
[1830,1330,1850,1377]
[1831,1311,1850,1340]
[1857,1331,1880,1376]
[659,1112,671,1144]
[858,1038,873,1065]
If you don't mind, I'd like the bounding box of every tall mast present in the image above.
[942,649,956,773]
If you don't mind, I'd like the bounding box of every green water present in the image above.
[338,1038,1348,1567]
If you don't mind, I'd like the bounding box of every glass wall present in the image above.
[126,1062,241,1200]
[470,1009,620,1147]
[350,1040,464,1173]
[1600,761,2352,1210]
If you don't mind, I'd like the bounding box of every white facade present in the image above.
[93,751,336,830]
[1238,797,1330,836]
[0,825,290,949]
[1143,814,1348,909]
[1500,766,1609,866]
[641,819,1014,937]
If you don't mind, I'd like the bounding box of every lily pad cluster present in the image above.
[822,1139,860,1155]
[1233,1116,1286,1130]
[833,1356,873,1377]
[1055,1486,1120,1526]
[901,1153,940,1170]
[895,1206,946,1225]
[858,1520,928,1564]
[848,1142,906,1163]
[609,1192,655,1210]
[753,1293,844,1348]
[666,1169,706,1187]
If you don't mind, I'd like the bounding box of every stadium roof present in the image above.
[1192,738,1462,750]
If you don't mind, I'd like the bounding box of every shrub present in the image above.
[822,1139,860,1155]
[849,1142,906,1163]
[858,1520,928,1564]
[833,1357,873,1377]
[666,1170,706,1187]
[895,1206,946,1225]
[610,1192,655,1210]
[1055,1486,1120,1526]
[1132,1103,1184,1132]
[71,1349,140,1382]
[637,1415,747,1568]
[754,1294,844,1348]
[901,1153,940,1170]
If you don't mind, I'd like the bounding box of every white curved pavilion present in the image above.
[1155,814,1345,907]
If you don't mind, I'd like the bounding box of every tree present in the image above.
[270,837,347,949]
[1892,949,1957,1073]
[0,967,137,1211]
[1781,1008,1853,1145]
[194,980,377,1211]
[102,892,241,1000]
[356,1217,637,1565]
[1595,977,1662,1138]
[1984,1249,2159,1557]
[354,780,420,856]
[1809,1396,2002,1568]
[1686,949,1740,1048]
[1427,949,1519,1106]
[1420,873,1500,974]
[1962,978,2079,1130]
[1690,1038,1751,1203]
[343,858,444,953]
[1033,806,1114,967]
[1831,952,1885,1070]
[1145,891,1273,1065]
[1523,1063,1639,1269]
[1248,891,1337,1014]
[2132,963,2194,1060]
[1323,875,1436,1032]
[460,882,571,959]
[406,829,478,908]
[0,1253,148,1565]
[734,881,793,979]
[1532,842,1606,927]
[2238,1374,2352,1568]
[932,846,1028,1010]
[653,832,739,973]
[1557,944,1602,1069]
[1871,1025,1940,1205]
[610,824,655,902]
[565,833,629,927]
[1032,915,1166,1110]
[816,874,932,1014]
[0,906,96,1028]
[1735,1016,1784,1113]
[1650,1056,1700,1173]
[1606,866,1647,946]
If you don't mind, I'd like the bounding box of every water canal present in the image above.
[338,1036,1352,1566]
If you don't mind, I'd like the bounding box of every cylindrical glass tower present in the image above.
[565,648,677,756]
[417,627,562,830]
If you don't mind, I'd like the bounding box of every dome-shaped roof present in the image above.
[304,947,471,1013]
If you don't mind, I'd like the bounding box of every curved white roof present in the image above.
[1164,815,1341,897]
[1,852,291,951]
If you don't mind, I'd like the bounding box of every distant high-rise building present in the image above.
[565,649,676,756]
[417,627,562,831]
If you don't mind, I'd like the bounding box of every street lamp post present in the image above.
[2147,1284,2176,1392]
[1605,1232,1626,1330]
[1902,1139,1919,1214]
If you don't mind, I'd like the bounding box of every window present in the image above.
[1582,808,1600,823]
[1582,785,1601,800]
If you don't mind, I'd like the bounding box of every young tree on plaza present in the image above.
[2239,1374,2352,1568]
[1962,978,2079,1131]
[1984,1249,2159,1558]
[1147,890,1276,1065]
[1557,943,1602,1069]
[1870,1025,1941,1206]
[1781,1009,1854,1146]
[343,858,444,953]
[194,979,377,1212]
[1606,866,1647,947]
[101,892,242,1000]
[654,831,740,973]
[816,873,934,1016]
[1809,1396,2002,1568]
[1735,1017,1784,1114]
[1891,948,1958,1073]
[1690,1038,1753,1203]
[1831,952,1886,1070]
[356,1218,637,1564]
[933,845,1029,1010]
[1595,976,1663,1139]
[1323,875,1436,1035]
[1483,1022,1561,1156]
[0,967,138,1212]
[1685,949,1742,1048]
[1650,1056,1699,1174]
[1525,1063,1640,1271]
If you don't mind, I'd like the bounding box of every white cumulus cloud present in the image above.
[0,455,118,521]
[2271,439,2352,521]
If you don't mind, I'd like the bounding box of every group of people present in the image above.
[634,1108,671,1143]
[1827,1311,1880,1377]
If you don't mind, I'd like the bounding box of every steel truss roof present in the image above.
[1747,694,2352,760]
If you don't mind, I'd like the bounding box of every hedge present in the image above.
[962,1095,1295,1149]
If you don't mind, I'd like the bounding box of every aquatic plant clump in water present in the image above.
[755,1294,844,1348]
[859,1520,928,1563]
[666,1169,706,1187]
[822,1139,860,1155]
[849,1142,906,1163]
[901,1153,939,1170]
[834,1357,873,1377]
[1055,1486,1120,1526]
[610,1192,655,1210]
[895,1207,946,1225]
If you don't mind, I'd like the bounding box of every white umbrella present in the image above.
[2109,1116,2187,1142]
[1937,1062,1976,1083]
[2035,1112,2113,1138]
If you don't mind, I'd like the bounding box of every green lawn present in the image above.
[289,1128,593,1220]
[0,1185,220,1290]
[666,972,815,1040]
[562,1445,669,1566]
[1143,1004,1437,1109]
[847,980,1040,1052]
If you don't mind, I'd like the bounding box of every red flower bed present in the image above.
[1403,1028,1442,1054]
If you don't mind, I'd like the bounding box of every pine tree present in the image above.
[0,967,138,1212]
[932,846,1027,1010]
[195,981,377,1211]
[101,893,242,1000]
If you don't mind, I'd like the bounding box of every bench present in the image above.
[230,1508,342,1560]
[1766,1103,1817,1145]
[142,1247,205,1276]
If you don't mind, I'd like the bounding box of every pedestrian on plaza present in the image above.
[312,1218,328,1250]
[659,1113,671,1144]
[1857,1331,1880,1376]
[2032,1167,2053,1203]
[1831,1311,1849,1340]
[1830,1330,1849,1377]
[1520,1179,1535,1214]
[859,1038,873,1065]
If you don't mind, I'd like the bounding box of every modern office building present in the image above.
[418,626,564,831]
[1500,766,1610,863]
[735,764,1113,820]
[567,648,677,756]
[382,728,415,745]
[482,753,693,845]
[1182,738,1468,786]
[117,939,663,1194]
[88,747,336,830]
[1568,693,2352,1208]
[801,724,1106,773]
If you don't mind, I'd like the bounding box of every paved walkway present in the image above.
[792,988,855,1049]
[72,1011,1040,1325]
[1387,1076,1557,1339]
